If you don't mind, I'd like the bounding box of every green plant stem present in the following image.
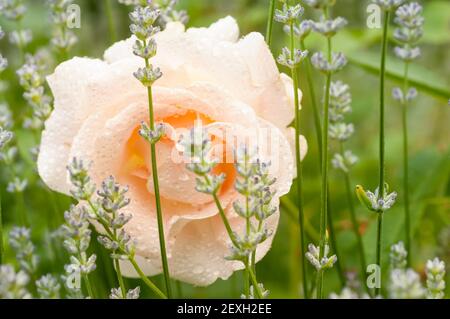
[16,191,29,227]
[375,212,383,296]
[105,0,117,43]
[326,206,345,286]
[211,191,264,299]
[375,10,390,296]
[144,49,172,298]
[379,11,389,201]
[290,23,308,299]
[129,257,167,299]
[300,39,346,289]
[265,0,276,47]
[401,62,411,266]
[317,33,332,299]
[339,143,368,291]
[247,265,263,298]
[300,40,322,151]
[87,201,167,299]
[114,251,127,298]
[82,274,95,298]
[78,251,95,298]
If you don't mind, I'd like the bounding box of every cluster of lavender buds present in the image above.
[0,125,28,194]
[47,0,78,55]
[372,0,404,12]
[67,158,143,298]
[9,227,39,275]
[389,268,424,299]
[36,274,61,299]
[0,0,26,20]
[305,242,337,271]
[356,184,397,213]
[0,0,33,49]
[392,2,423,102]
[178,128,225,195]
[305,1,348,73]
[390,241,407,269]
[17,54,53,131]
[275,2,308,69]
[311,52,347,75]
[283,19,313,41]
[120,0,188,26]
[0,127,13,150]
[0,265,31,299]
[425,258,446,299]
[61,205,97,289]
[130,4,163,91]
[139,122,165,144]
[110,286,140,299]
[67,159,136,262]
[179,129,274,298]
[228,147,275,264]
[387,241,424,299]
[313,15,347,38]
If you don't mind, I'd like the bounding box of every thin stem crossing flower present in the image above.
[275,0,309,298]
[67,158,167,299]
[392,2,424,267]
[130,3,172,298]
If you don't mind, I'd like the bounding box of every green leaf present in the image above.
[422,1,450,44]
[348,51,450,101]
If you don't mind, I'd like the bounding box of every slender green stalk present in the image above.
[300,40,322,151]
[375,11,390,295]
[375,212,383,296]
[175,280,183,298]
[212,193,239,247]
[299,40,346,287]
[82,273,95,298]
[87,200,167,299]
[265,0,276,47]
[105,0,117,43]
[317,34,332,299]
[77,250,95,298]
[401,62,411,266]
[114,246,127,298]
[289,24,308,299]
[212,191,263,299]
[340,142,368,291]
[144,49,172,298]
[129,257,168,299]
[247,265,263,299]
[326,206,345,286]
[16,191,29,227]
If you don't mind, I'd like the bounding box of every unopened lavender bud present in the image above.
[311,52,347,74]
[425,258,446,299]
[277,47,308,69]
[274,4,304,25]
[313,16,347,38]
[394,46,421,61]
[134,65,162,87]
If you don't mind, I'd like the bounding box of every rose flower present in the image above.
[38,17,307,286]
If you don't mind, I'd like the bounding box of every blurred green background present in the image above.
[0,0,449,298]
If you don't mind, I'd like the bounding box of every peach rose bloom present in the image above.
[38,17,307,286]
